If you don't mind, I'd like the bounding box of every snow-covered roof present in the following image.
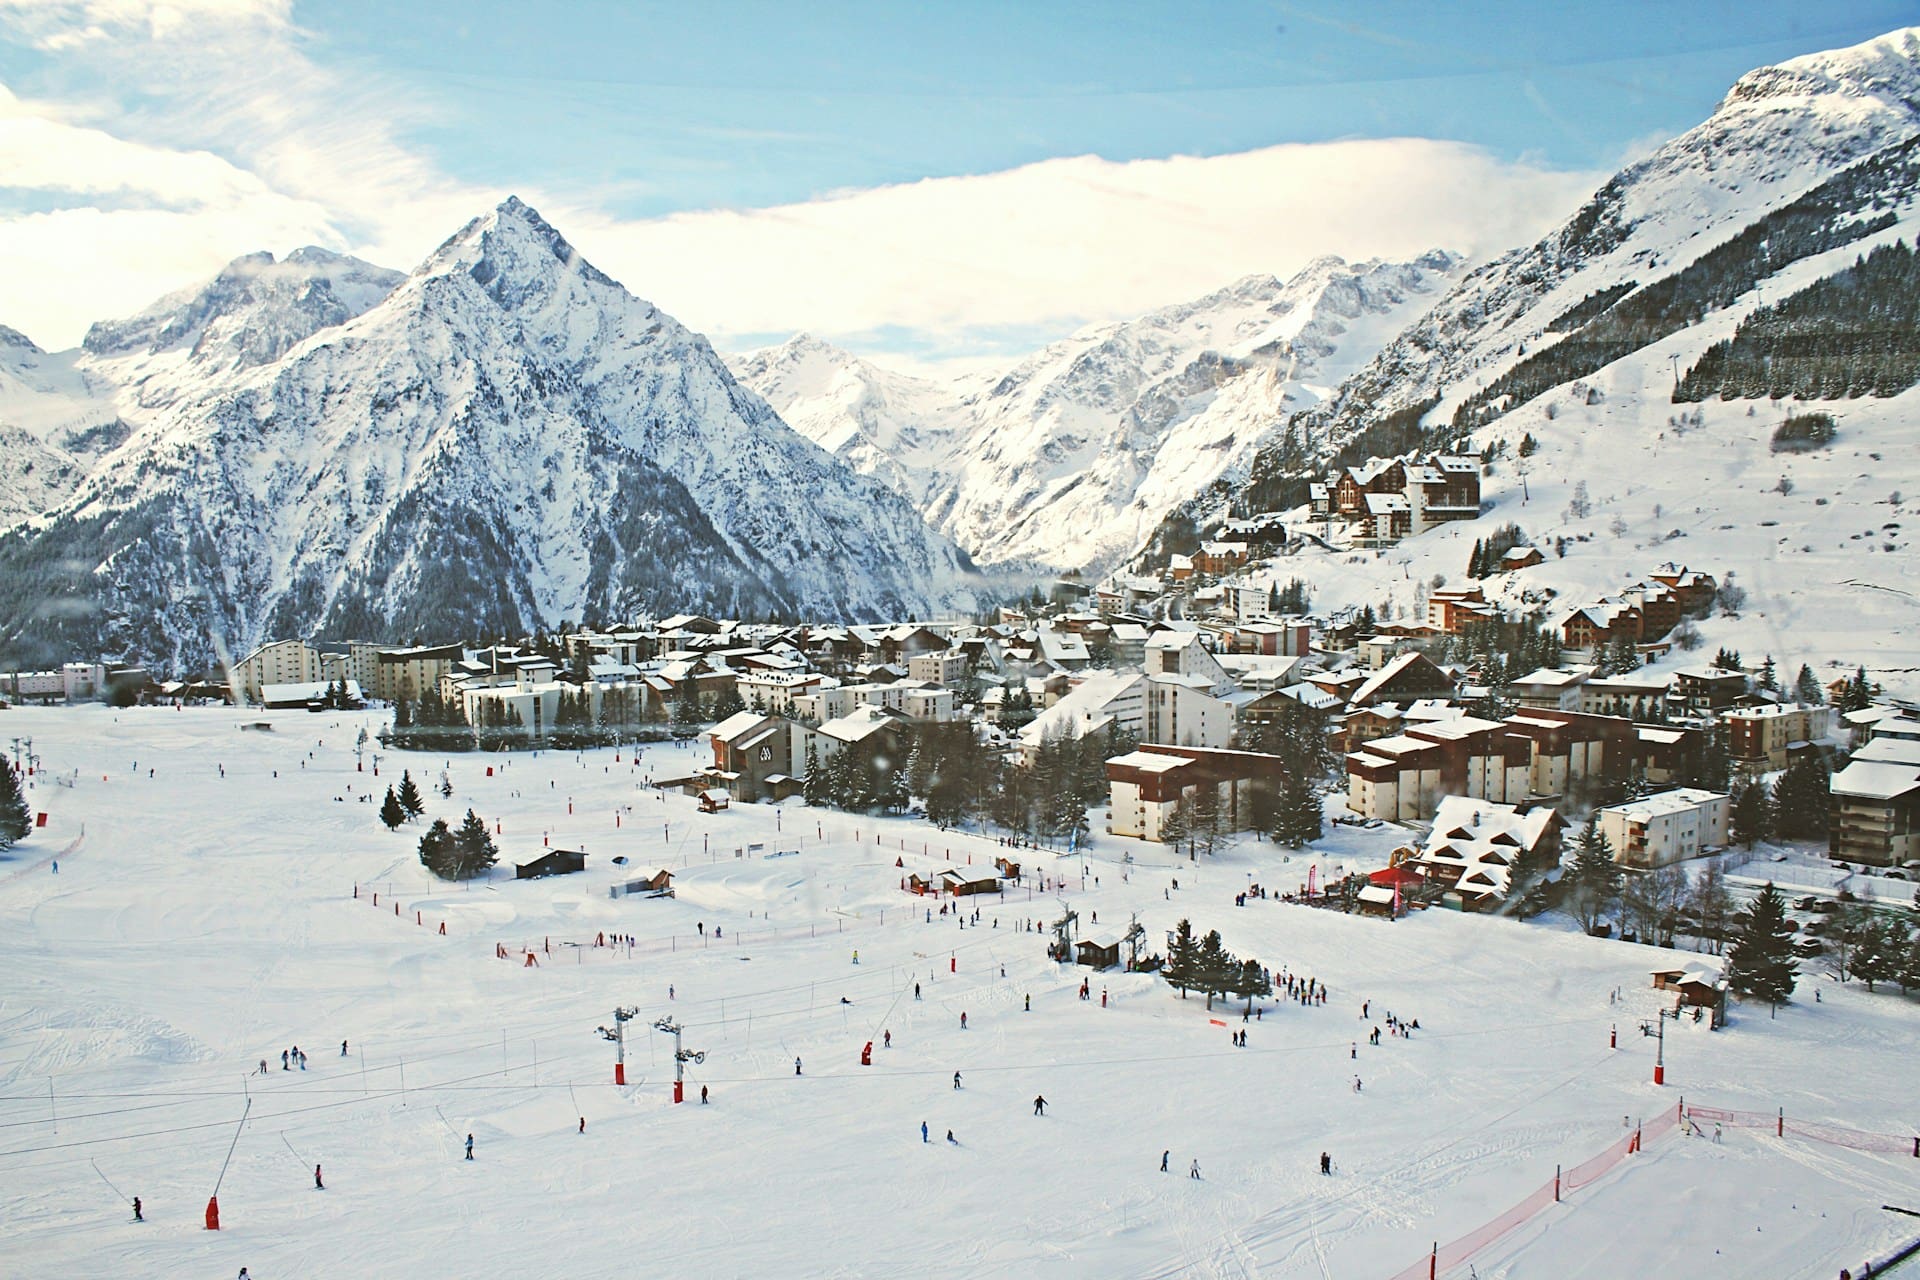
[1844,732,1920,765]
[1350,652,1443,707]
[1019,671,1143,747]
[1603,788,1727,820]
[260,679,362,704]
[1108,750,1189,774]
[1828,760,1920,801]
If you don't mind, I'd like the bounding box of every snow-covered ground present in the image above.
[2,705,1917,1278]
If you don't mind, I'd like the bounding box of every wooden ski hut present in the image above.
[1075,936,1121,969]
[516,848,587,880]
[697,788,732,813]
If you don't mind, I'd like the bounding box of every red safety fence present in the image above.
[1682,1103,1920,1156]
[1385,1104,1683,1280]
[1387,1100,1916,1279]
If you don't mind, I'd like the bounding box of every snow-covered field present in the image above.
[3,705,1917,1278]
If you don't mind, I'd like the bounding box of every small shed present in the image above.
[1653,968,1723,1007]
[995,856,1021,881]
[698,788,732,813]
[1076,937,1121,969]
[943,869,1002,897]
[1356,885,1399,917]
[517,848,587,880]
[609,869,674,899]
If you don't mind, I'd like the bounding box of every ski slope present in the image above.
[1,705,1916,1278]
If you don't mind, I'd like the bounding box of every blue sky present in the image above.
[2,2,1917,366]
[290,1,1919,213]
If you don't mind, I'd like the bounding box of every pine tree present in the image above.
[417,818,458,879]
[0,760,31,850]
[1232,957,1272,1015]
[1195,929,1235,1011]
[1567,817,1622,934]
[1770,753,1830,841]
[1853,918,1905,993]
[1164,919,1199,999]
[1274,770,1322,848]
[379,786,407,830]
[1467,539,1486,580]
[1793,664,1825,706]
[1724,882,1798,1006]
[1757,655,1778,692]
[451,809,498,879]
[1731,782,1772,849]
[1837,665,1874,713]
[397,770,426,818]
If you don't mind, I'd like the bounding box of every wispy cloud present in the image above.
[0,1,1602,368]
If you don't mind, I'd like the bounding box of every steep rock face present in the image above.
[0,325,124,525]
[737,252,1459,573]
[1274,28,1920,460]
[0,199,979,670]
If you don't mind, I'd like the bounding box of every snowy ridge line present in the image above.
[1384,1103,1684,1280]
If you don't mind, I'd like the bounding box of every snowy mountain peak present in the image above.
[0,323,41,354]
[1719,27,1920,115]
[418,195,617,310]
[81,247,402,372]
[738,250,1460,572]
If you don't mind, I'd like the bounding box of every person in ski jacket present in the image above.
[464,1134,474,1160]
[315,1164,324,1189]
[1033,1095,1046,1115]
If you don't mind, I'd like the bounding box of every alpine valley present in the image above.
[7,28,1920,679]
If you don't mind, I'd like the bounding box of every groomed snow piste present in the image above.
[2,705,1916,1278]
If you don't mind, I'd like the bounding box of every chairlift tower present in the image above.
[654,1017,704,1103]
[1641,1006,1681,1085]
[597,1006,637,1085]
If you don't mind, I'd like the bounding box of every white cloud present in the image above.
[565,141,1602,370]
[0,3,1604,369]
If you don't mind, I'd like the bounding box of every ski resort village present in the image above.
[6,10,1920,1280]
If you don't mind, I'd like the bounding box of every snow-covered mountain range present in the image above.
[0,200,982,670]
[1180,27,1920,693]
[737,252,1459,573]
[1233,27,1920,499]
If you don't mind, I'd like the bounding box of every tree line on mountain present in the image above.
[1676,240,1920,403]
[1449,138,1920,432]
